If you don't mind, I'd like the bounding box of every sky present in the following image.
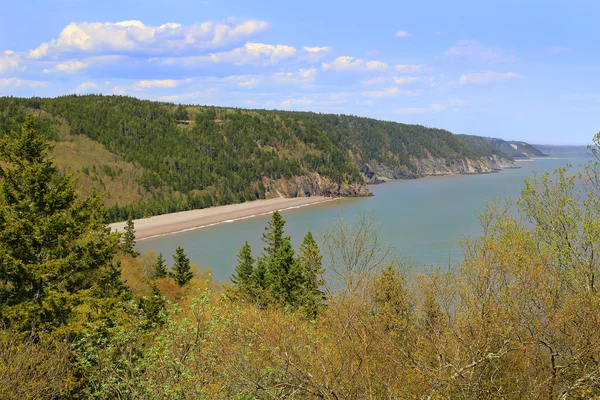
[0,0,598,145]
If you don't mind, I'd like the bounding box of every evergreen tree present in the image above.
[151,253,168,279]
[0,114,121,333]
[171,246,193,286]
[262,210,285,256]
[231,242,255,294]
[268,237,303,306]
[121,215,139,257]
[299,231,325,317]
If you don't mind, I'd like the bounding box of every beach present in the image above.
[109,196,335,240]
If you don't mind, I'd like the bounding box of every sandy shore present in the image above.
[109,196,335,240]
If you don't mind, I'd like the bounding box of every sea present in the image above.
[136,155,593,283]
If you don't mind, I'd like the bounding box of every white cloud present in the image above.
[164,42,297,66]
[29,19,270,59]
[0,51,20,74]
[74,81,98,93]
[0,78,45,88]
[361,87,418,98]
[221,75,260,88]
[303,46,331,53]
[361,76,391,86]
[395,30,411,38]
[445,40,514,63]
[459,71,521,85]
[134,79,180,89]
[394,76,420,85]
[361,87,399,98]
[272,68,317,84]
[45,60,88,73]
[395,64,427,73]
[395,103,446,114]
[322,56,388,71]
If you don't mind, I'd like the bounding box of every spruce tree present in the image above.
[268,237,303,306]
[121,216,139,257]
[299,231,325,317]
[171,246,193,286]
[151,253,168,279]
[231,242,255,293]
[0,114,121,333]
[262,210,285,256]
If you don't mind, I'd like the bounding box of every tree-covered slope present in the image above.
[0,95,513,221]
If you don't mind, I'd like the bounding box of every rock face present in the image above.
[264,172,371,199]
[264,153,516,199]
[359,153,516,182]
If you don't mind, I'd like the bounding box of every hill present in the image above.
[0,95,515,221]
[479,137,547,159]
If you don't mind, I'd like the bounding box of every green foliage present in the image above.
[120,215,139,257]
[150,252,168,279]
[171,246,193,286]
[299,231,325,317]
[231,241,255,296]
[0,114,121,334]
[230,213,325,314]
[0,96,509,222]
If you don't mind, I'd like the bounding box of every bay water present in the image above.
[136,157,590,282]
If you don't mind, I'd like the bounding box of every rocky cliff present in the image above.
[264,172,372,199]
[359,152,516,183]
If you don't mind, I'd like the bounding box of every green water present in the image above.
[136,158,588,282]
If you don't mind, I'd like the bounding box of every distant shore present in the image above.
[109,196,336,240]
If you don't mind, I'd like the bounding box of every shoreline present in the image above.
[109,196,337,241]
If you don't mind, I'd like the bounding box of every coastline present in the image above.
[109,196,336,241]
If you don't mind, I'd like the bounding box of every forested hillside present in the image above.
[0,95,514,221]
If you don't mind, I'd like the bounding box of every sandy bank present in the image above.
[109,196,335,240]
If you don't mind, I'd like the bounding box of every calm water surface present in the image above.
[137,158,589,282]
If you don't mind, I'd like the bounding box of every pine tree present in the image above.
[171,246,193,286]
[268,237,303,306]
[231,242,255,293]
[0,114,121,333]
[299,231,325,317]
[151,253,168,279]
[262,210,285,256]
[121,216,139,257]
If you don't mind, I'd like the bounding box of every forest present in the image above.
[0,95,512,222]
[2,114,600,399]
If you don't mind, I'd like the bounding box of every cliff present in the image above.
[358,152,516,183]
[264,172,371,199]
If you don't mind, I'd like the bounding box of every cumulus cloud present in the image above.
[322,56,388,71]
[162,42,297,66]
[459,71,521,85]
[0,78,46,88]
[29,19,270,59]
[134,79,181,89]
[0,51,21,74]
[74,81,98,93]
[303,46,331,53]
[395,103,446,114]
[44,60,88,73]
[361,76,391,86]
[221,75,260,88]
[445,40,514,63]
[272,68,317,84]
[361,87,417,98]
[394,76,420,85]
[395,30,411,38]
[395,64,427,73]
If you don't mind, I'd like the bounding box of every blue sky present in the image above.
[1,0,598,144]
